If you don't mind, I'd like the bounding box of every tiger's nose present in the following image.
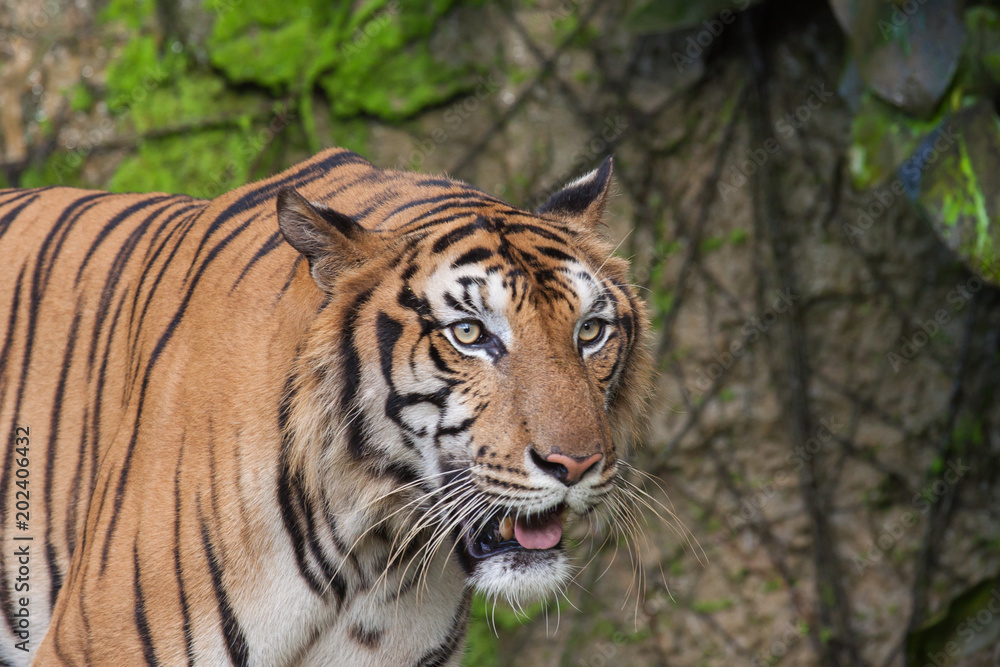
[529,449,603,486]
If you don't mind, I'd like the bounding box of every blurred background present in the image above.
[2,0,999,664]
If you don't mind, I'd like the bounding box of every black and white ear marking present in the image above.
[536,156,613,225]
[277,187,371,290]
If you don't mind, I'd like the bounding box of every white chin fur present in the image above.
[468,547,572,608]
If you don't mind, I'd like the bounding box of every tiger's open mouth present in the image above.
[463,504,567,560]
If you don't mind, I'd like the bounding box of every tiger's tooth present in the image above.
[499,516,514,541]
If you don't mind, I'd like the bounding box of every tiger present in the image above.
[0,146,652,666]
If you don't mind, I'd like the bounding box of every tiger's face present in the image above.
[279,158,650,607]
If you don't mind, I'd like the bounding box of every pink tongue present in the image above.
[514,513,563,550]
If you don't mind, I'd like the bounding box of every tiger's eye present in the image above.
[578,319,603,343]
[452,321,483,345]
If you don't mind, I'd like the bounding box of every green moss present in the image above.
[69,84,95,113]
[729,228,749,245]
[108,130,257,196]
[690,598,733,614]
[699,235,724,253]
[849,92,944,189]
[84,0,483,195]
[104,36,185,114]
[762,578,783,593]
[99,0,156,28]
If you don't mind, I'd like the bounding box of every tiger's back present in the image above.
[0,147,652,665]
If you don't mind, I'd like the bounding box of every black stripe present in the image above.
[230,229,282,293]
[276,378,326,595]
[275,258,301,301]
[128,209,204,376]
[36,195,107,291]
[503,222,568,243]
[451,246,494,268]
[185,149,367,278]
[397,285,434,324]
[43,308,83,609]
[404,200,496,232]
[86,201,172,374]
[133,543,160,666]
[412,591,471,667]
[0,192,41,242]
[275,465,325,595]
[199,509,249,667]
[430,218,488,254]
[349,624,384,649]
[90,294,128,571]
[386,191,498,227]
[76,196,172,281]
[412,177,475,189]
[376,312,404,387]
[102,216,254,573]
[436,416,477,439]
[341,289,375,460]
[427,342,454,375]
[298,491,348,608]
[172,441,196,666]
[126,207,204,385]
[536,245,576,263]
[64,403,88,559]
[0,264,25,410]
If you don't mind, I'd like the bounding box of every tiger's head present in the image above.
[278,157,652,608]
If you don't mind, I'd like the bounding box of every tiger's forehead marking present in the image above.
[418,217,610,333]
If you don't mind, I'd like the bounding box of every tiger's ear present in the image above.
[536,156,613,227]
[277,187,371,291]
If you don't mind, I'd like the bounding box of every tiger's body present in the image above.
[0,148,651,665]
